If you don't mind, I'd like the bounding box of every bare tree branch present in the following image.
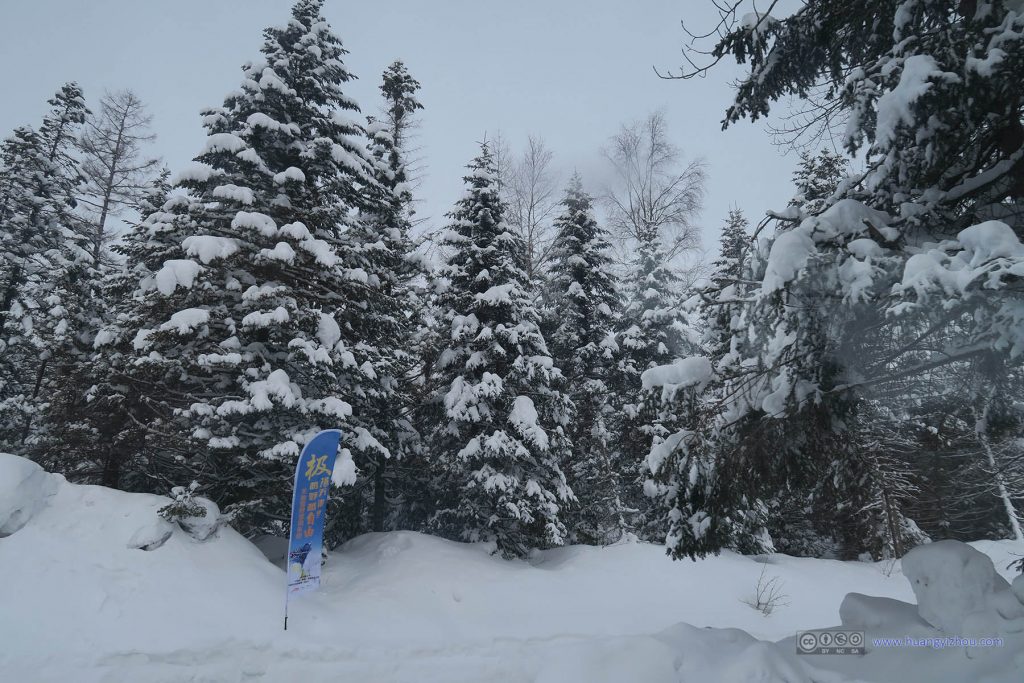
[78,90,160,265]
[600,111,706,271]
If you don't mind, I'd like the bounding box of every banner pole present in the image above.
[284,591,289,631]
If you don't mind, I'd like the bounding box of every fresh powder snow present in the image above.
[2,454,1022,683]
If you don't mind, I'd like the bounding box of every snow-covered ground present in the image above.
[2,453,1023,682]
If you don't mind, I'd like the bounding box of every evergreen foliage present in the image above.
[0,84,89,454]
[2,0,1020,562]
[544,175,624,543]
[425,143,573,558]
[112,0,381,533]
[612,237,694,541]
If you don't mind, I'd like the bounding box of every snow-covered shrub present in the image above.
[158,482,221,541]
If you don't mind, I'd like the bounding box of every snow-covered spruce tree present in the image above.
[0,83,90,454]
[33,93,161,476]
[611,237,694,541]
[648,152,929,560]
[44,170,175,486]
[649,0,1024,557]
[700,208,751,366]
[329,60,426,541]
[543,174,624,544]
[115,0,380,532]
[641,207,778,559]
[789,149,848,215]
[425,143,574,558]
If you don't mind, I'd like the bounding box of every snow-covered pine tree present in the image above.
[647,152,927,560]
[650,0,1024,556]
[425,143,574,558]
[611,236,694,541]
[543,174,624,544]
[641,207,777,559]
[789,149,847,215]
[0,83,90,454]
[330,60,426,540]
[114,0,380,532]
[33,92,161,476]
[701,208,751,366]
[43,170,175,486]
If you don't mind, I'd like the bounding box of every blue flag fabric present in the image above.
[286,429,342,597]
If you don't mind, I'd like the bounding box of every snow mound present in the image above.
[127,518,175,551]
[902,539,1011,633]
[3,461,1023,682]
[0,461,282,682]
[839,592,926,630]
[0,453,58,536]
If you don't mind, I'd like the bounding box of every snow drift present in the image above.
[1,453,1022,682]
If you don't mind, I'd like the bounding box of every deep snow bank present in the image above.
[1,453,1023,682]
[902,539,1013,633]
[0,454,285,682]
[0,452,57,535]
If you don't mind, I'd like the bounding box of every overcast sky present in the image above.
[0,0,801,256]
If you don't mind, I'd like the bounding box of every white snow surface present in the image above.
[202,132,247,155]
[901,539,1011,633]
[153,259,202,296]
[182,235,239,264]
[273,166,306,185]
[509,395,549,449]
[212,184,256,205]
[159,307,210,334]
[0,453,57,536]
[1,454,1023,682]
[316,311,341,349]
[762,228,816,293]
[875,55,959,149]
[641,356,713,391]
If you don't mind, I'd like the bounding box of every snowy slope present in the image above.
[1,454,1023,682]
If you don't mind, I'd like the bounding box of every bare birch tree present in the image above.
[504,135,560,284]
[601,111,706,265]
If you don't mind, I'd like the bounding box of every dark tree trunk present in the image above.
[371,454,387,532]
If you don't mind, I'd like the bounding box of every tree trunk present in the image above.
[0,264,23,329]
[19,357,49,444]
[977,387,1024,542]
[101,449,123,489]
[371,454,387,532]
